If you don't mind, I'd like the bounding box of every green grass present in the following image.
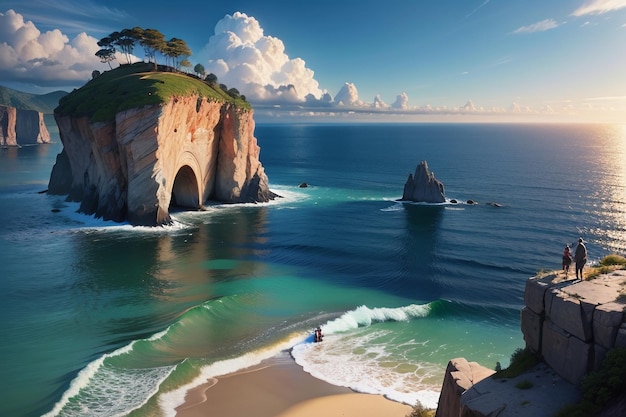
[56,62,250,122]
[493,348,540,379]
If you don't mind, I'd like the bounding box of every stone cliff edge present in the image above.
[435,270,626,417]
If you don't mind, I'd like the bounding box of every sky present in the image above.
[1,0,625,123]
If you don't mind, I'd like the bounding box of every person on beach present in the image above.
[562,245,572,277]
[314,327,323,343]
[574,238,587,280]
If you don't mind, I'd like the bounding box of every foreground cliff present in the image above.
[435,270,626,417]
[48,64,277,226]
[0,105,51,146]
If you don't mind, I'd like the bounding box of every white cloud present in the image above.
[0,9,106,86]
[392,92,409,110]
[198,12,324,103]
[512,18,561,34]
[334,82,364,107]
[373,94,388,109]
[462,100,477,111]
[571,0,626,16]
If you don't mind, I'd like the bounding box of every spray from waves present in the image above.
[293,303,440,409]
[319,303,432,335]
[42,331,175,417]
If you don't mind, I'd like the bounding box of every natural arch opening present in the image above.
[170,165,200,209]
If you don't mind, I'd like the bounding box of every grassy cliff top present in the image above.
[55,62,250,122]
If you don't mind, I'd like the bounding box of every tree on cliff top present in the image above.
[164,38,191,70]
[194,64,206,78]
[135,28,166,70]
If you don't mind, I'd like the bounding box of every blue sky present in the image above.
[1,0,625,122]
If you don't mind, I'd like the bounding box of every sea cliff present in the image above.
[48,65,276,226]
[435,270,626,417]
[0,105,51,146]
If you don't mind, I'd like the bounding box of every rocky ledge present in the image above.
[48,96,277,226]
[435,270,626,417]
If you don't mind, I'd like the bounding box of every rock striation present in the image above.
[401,160,446,203]
[0,105,51,146]
[48,96,277,226]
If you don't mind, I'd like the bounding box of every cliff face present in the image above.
[48,96,276,226]
[522,271,626,385]
[0,105,51,146]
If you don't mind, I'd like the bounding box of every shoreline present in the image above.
[174,351,415,417]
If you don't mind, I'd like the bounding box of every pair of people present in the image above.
[562,238,587,279]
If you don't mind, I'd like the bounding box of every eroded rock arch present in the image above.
[171,165,200,209]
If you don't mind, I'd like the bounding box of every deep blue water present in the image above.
[1,122,625,416]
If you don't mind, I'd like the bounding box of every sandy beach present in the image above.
[175,351,415,417]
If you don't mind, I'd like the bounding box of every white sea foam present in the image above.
[290,303,441,409]
[41,338,176,417]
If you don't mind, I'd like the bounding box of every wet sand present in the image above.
[175,352,414,417]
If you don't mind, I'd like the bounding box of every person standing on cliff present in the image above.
[562,245,572,277]
[574,238,587,280]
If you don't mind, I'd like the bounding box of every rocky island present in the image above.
[401,160,446,203]
[48,63,277,226]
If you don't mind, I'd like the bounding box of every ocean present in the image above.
[1,121,625,417]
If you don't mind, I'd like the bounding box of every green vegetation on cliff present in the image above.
[56,62,250,122]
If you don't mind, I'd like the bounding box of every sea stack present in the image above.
[0,105,51,146]
[401,160,446,203]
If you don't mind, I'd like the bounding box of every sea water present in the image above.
[1,122,625,417]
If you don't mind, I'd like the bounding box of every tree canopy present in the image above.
[96,27,191,71]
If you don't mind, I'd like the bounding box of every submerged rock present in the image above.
[401,160,446,203]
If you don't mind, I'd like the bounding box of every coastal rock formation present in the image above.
[435,271,626,417]
[48,96,277,226]
[0,105,51,146]
[522,271,626,384]
[401,160,445,203]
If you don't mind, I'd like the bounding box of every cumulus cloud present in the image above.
[0,9,107,87]
[462,100,477,111]
[198,12,325,104]
[373,94,388,109]
[512,18,561,34]
[391,92,409,110]
[571,0,626,16]
[333,82,364,107]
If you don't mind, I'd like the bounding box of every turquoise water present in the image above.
[1,122,625,416]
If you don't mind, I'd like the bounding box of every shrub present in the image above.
[599,254,626,266]
[554,348,626,417]
[493,348,540,379]
[406,403,435,417]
